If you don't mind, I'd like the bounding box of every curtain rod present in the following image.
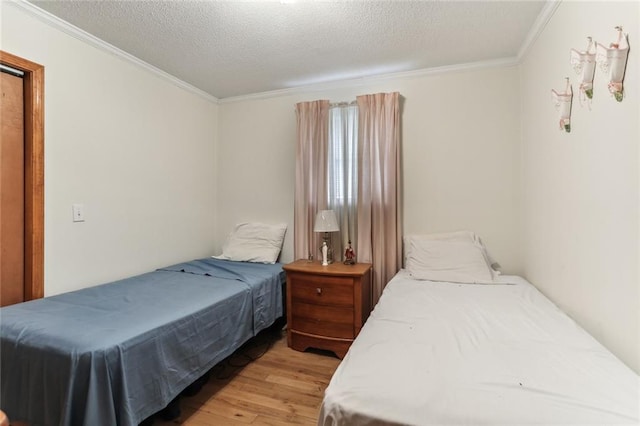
[329,100,357,108]
[294,100,357,111]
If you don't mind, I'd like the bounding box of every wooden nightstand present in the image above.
[283,260,372,359]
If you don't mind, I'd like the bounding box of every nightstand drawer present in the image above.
[291,302,354,338]
[290,274,354,307]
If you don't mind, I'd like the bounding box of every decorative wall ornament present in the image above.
[552,78,573,133]
[596,26,629,102]
[570,37,596,106]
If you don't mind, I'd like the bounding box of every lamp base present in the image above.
[319,233,336,265]
[321,241,329,266]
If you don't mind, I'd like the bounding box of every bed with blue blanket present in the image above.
[0,258,285,426]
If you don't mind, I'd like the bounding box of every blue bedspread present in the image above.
[0,258,284,426]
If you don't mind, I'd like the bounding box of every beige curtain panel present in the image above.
[356,92,402,306]
[294,100,330,261]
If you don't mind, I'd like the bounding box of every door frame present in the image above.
[1,51,44,301]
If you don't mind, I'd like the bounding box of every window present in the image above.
[295,93,400,302]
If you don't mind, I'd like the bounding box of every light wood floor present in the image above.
[154,328,341,426]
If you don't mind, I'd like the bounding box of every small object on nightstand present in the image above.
[344,240,355,265]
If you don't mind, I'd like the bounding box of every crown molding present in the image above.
[12,0,559,105]
[219,57,519,104]
[517,1,561,61]
[11,0,219,104]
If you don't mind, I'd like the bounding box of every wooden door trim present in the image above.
[1,51,44,300]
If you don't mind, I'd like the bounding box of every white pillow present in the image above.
[213,222,287,264]
[404,231,499,271]
[404,231,499,284]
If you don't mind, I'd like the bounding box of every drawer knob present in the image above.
[316,287,322,295]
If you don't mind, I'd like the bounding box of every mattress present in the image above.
[319,271,639,425]
[0,258,284,426]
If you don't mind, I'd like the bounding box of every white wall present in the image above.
[520,1,639,372]
[1,3,219,295]
[217,66,523,273]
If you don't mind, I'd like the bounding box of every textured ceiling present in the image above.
[29,0,547,100]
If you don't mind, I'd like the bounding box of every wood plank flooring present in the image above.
[153,328,341,426]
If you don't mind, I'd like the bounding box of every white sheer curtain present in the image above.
[327,103,358,261]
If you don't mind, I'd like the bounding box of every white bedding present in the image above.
[319,271,639,425]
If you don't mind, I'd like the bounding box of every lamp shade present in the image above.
[313,210,339,233]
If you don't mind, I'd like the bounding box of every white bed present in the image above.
[319,233,639,426]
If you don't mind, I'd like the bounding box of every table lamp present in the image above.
[313,210,339,266]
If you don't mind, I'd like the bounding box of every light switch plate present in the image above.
[72,204,85,222]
